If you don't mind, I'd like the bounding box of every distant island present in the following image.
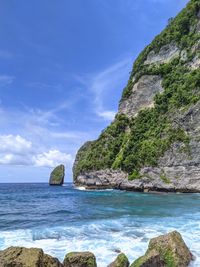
[49,164,65,185]
[73,0,200,193]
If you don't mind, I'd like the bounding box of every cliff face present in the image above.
[73,0,200,192]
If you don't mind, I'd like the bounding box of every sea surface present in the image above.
[0,183,199,266]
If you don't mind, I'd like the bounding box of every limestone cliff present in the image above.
[49,164,65,186]
[73,0,200,192]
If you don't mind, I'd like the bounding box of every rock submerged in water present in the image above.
[63,252,97,267]
[49,164,65,186]
[130,231,192,267]
[0,246,62,267]
[108,253,129,267]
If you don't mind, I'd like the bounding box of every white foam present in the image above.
[75,186,87,191]
[1,215,200,266]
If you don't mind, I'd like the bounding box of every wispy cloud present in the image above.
[76,57,132,122]
[0,104,98,170]
[97,110,116,121]
[0,75,15,87]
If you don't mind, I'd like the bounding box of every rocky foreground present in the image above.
[0,231,193,267]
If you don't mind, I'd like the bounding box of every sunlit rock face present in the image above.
[118,75,163,118]
[144,42,180,65]
[73,1,200,192]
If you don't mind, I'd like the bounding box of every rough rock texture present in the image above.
[49,164,65,185]
[73,0,200,192]
[130,231,192,267]
[75,96,200,193]
[144,43,180,65]
[63,252,97,267]
[74,166,200,192]
[75,169,128,189]
[108,253,129,267]
[119,75,163,118]
[130,250,165,267]
[187,55,200,69]
[0,246,62,267]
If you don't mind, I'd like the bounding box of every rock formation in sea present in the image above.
[130,231,193,267]
[73,0,200,192]
[49,164,65,185]
[0,247,62,267]
[0,231,193,266]
[63,252,97,267]
[108,253,129,267]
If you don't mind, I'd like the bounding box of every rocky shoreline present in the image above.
[0,231,193,267]
[74,169,200,193]
[72,1,200,193]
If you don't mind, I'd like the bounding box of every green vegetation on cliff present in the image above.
[122,0,200,100]
[74,0,200,180]
[49,164,65,185]
[74,114,129,178]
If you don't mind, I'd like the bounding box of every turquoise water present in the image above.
[0,183,199,266]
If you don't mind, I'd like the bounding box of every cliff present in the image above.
[49,164,65,185]
[73,0,200,192]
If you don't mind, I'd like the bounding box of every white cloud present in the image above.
[0,135,32,154]
[33,150,72,168]
[76,57,132,121]
[0,134,72,168]
[0,106,99,170]
[0,153,33,166]
[97,110,115,121]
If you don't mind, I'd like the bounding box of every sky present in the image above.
[0,0,189,183]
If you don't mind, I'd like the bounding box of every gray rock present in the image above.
[73,4,200,193]
[0,246,62,267]
[108,253,129,267]
[63,252,97,267]
[75,169,128,190]
[187,55,200,69]
[49,164,65,186]
[74,98,200,193]
[130,231,192,267]
[119,75,163,118]
[144,43,180,65]
[130,250,165,267]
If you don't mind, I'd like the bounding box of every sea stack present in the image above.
[49,164,65,186]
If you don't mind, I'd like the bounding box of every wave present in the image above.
[75,186,114,192]
[75,186,87,191]
[0,217,200,266]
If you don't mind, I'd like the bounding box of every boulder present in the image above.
[49,164,65,185]
[0,246,62,267]
[108,253,129,267]
[63,252,97,267]
[130,231,192,267]
[130,250,165,267]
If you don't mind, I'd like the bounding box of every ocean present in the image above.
[0,183,199,266]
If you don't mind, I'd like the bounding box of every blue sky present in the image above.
[0,0,188,183]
